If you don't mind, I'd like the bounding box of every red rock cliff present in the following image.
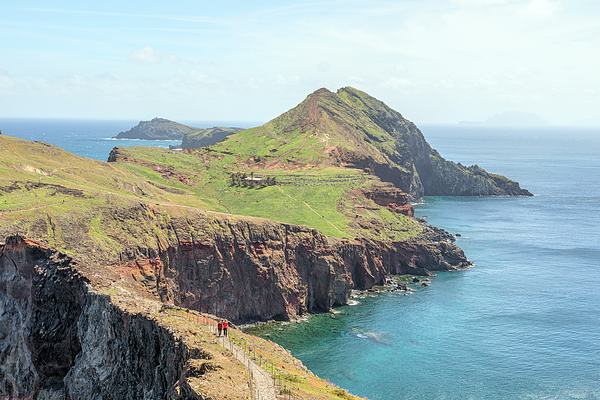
[0,202,470,324]
[115,206,468,323]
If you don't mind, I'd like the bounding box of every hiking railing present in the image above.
[165,308,281,400]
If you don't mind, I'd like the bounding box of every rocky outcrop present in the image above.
[0,235,201,399]
[362,185,414,217]
[113,118,201,140]
[180,127,244,149]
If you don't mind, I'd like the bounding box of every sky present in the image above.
[1,0,599,125]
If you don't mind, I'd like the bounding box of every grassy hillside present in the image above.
[112,145,420,240]
[180,126,244,148]
[0,133,421,257]
[0,135,216,212]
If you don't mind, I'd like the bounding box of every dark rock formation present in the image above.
[113,118,201,140]
[0,236,201,399]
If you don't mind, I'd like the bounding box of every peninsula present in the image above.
[0,87,531,399]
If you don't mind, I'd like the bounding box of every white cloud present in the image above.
[128,46,179,65]
[523,0,562,18]
[275,74,301,85]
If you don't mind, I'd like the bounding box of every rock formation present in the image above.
[113,118,201,140]
[1,201,469,325]
[0,235,201,399]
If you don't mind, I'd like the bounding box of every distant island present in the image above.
[113,117,201,140]
[485,111,549,125]
[113,117,244,147]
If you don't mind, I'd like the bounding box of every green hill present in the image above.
[113,117,201,140]
[209,87,532,201]
[180,126,244,148]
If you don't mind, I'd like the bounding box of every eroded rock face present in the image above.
[0,202,470,326]
[0,236,200,400]
[363,186,415,217]
[0,236,86,398]
[113,207,470,323]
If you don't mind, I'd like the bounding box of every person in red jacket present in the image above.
[217,321,223,336]
[223,320,228,337]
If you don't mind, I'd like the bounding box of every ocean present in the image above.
[0,118,260,161]
[2,120,599,399]
[247,124,600,400]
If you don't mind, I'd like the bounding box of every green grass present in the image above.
[1,112,423,246]
[103,145,421,240]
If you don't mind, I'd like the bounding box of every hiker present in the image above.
[223,320,228,337]
[217,321,223,336]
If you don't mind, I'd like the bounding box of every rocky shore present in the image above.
[0,206,468,398]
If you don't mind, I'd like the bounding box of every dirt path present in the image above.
[167,311,278,400]
[218,335,278,400]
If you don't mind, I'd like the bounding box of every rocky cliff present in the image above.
[214,87,532,202]
[0,201,469,325]
[0,235,202,400]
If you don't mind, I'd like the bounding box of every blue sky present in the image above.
[1,0,599,124]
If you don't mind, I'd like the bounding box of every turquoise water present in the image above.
[3,120,599,398]
[249,125,600,399]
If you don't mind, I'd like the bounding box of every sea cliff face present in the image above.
[0,201,469,325]
[137,208,468,323]
[0,236,200,400]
